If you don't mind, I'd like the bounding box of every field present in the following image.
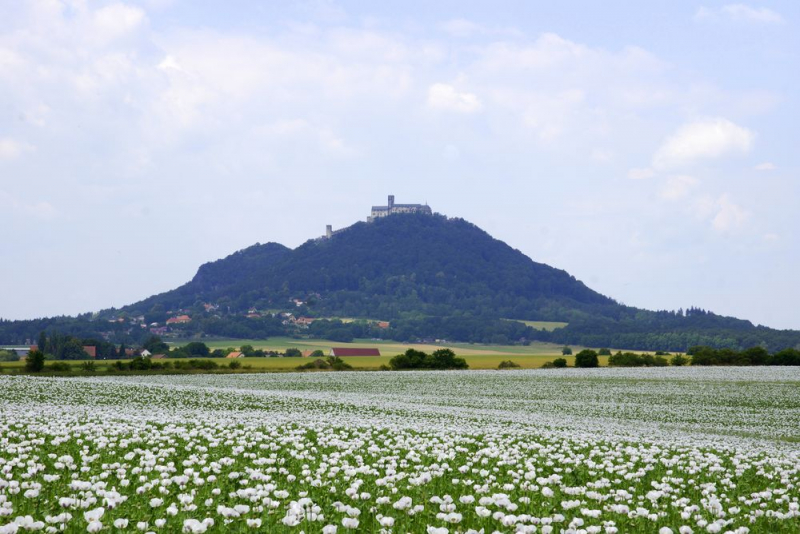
[1,368,799,533]
[0,338,603,373]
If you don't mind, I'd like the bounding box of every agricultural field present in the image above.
[0,340,598,373]
[193,337,573,357]
[1,368,799,533]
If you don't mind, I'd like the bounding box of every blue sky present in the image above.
[1,0,798,329]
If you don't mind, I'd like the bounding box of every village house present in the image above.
[166,315,192,325]
[296,317,315,327]
[226,351,243,359]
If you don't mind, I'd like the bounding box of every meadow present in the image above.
[0,368,798,533]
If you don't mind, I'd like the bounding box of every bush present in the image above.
[0,350,20,362]
[81,361,97,373]
[228,361,242,370]
[296,356,353,371]
[574,349,599,368]
[129,356,152,371]
[552,358,568,368]
[25,350,46,373]
[389,348,468,370]
[498,360,521,369]
[48,362,71,372]
[773,348,800,366]
[284,348,302,357]
[670,354,689,366]
[187,359,218,370]
[608,351,670,367]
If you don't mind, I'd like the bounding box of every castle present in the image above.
[324,195,432,238]
[367,195,432,222]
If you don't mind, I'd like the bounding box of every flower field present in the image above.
[1,368,799,533]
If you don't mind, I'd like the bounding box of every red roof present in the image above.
[83,346,97,358]
[330,347,381,357]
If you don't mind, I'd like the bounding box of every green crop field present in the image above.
[503,319,569,331]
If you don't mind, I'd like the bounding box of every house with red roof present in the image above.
[166,315,192,325]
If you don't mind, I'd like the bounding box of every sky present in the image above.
[1,0,798,329]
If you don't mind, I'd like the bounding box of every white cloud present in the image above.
[660,175,698,201]
[754,162,776,171]
[628,167,655,180]
[0,138,34,161]
[652,118,754,170]
[695,4,784,24]
[93,3,147,42]
[427,83,482,113]
[711,194,749,233]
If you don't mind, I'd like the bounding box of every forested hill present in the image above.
[125,213,619,321]
[2,212,799,351]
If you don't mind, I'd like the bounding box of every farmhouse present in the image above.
[226,351,243,359]
[329,347,381,357]
[83,346,97,358]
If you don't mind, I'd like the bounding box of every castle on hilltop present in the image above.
[324,195,432,239]
[367,195,432,222]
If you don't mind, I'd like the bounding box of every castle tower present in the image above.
[325,225,332,238]
[388,194,395,213]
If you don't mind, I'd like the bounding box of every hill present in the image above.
[126,214,618,321]
[2,212,799,351]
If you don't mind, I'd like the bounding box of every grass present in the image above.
[502,318,569,331]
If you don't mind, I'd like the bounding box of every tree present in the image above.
[25,350,46,372]
[598,348,611,356]
[284,348,302,357]
[184,342,210,357]
[37,331,47,353]
[574,349,599,368]
[562,346,573,356]
[60,339,89,360]
[143,336,169,354]
[552,358,567,368]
